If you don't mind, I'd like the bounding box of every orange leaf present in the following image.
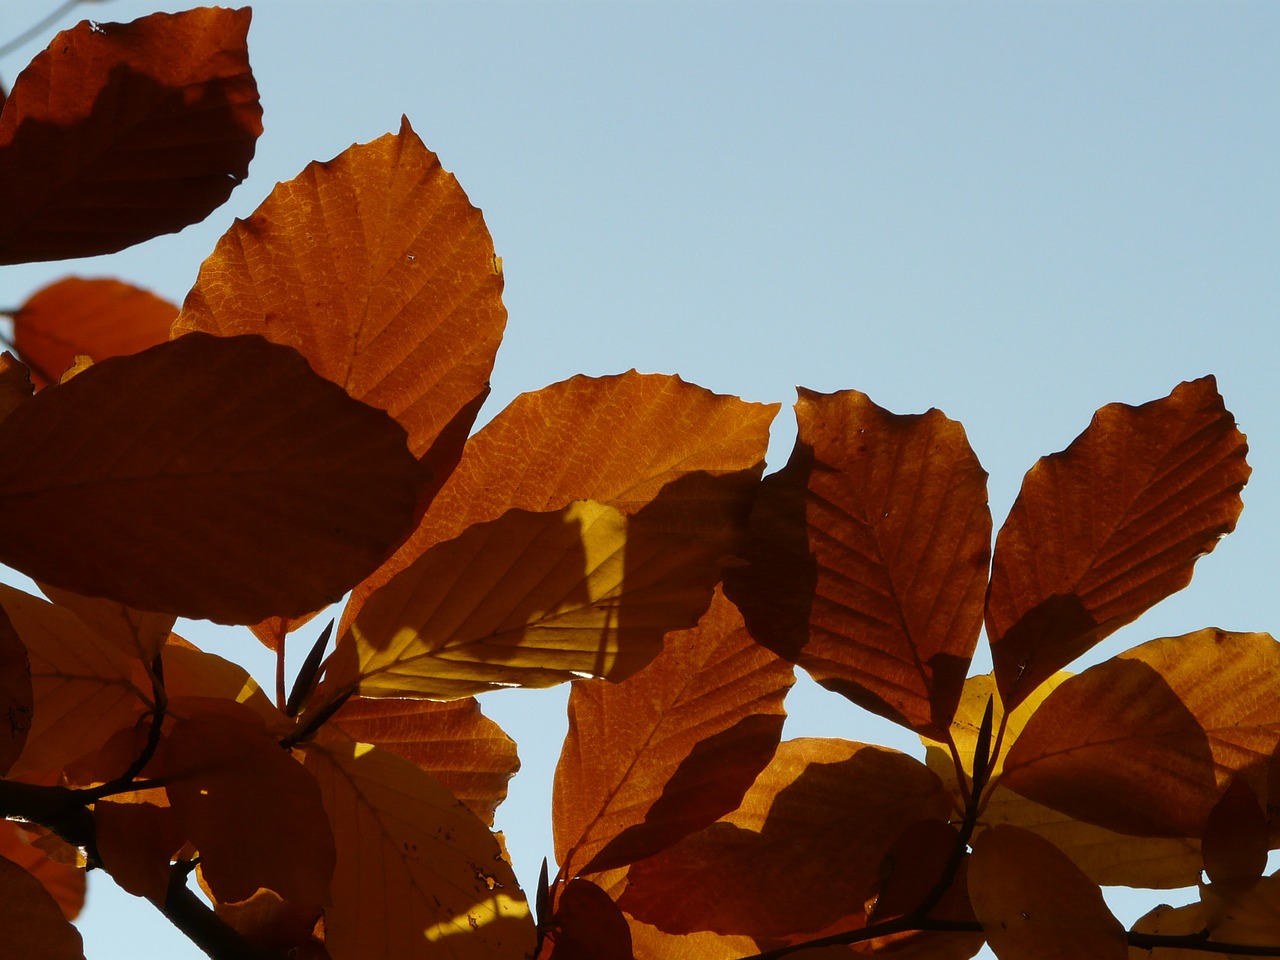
[620,739,952,939]
[987,377,1249,708]
[174,117,503,468]
[343,371,777,626]
[546,878,635,960]
[206,885,324,957]
[92,793,183,903]
[0,820,84,920]
[330,696,518,826]
[554,587,793,877]
[725,388,990,738]
[303,736,536,960]
[1203,779,1268,886]
[1002,629,1280,838]
[156,706,334,906]
[37,584,173,664]
[11,278,177,389]
[0,352,33,421]
[0,853,84,959]
[969,824,1126,960]
[325,498,738,700]
[0,8,261,263]
[0,333,419,624]
[0,601,31,775]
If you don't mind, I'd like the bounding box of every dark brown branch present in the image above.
[158,862,285,960]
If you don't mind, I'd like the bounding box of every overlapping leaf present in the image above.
[543,878,635,960]
[0,602,31,774]
[987,377,1250,708]
[725,388,991,738]
[0,821,84,920]
[0,333,419,624]
[554,587,793,878]
[0,854,84,959]
[37,585,173,664]
[0,8,261,263]
[331,695,518,825]
[0,353,33,422]
[174,117,504,471]
[11,278,177,389]
[325,498,733,700]
[969,824,1127,960]
[303,736,536,960]
[1003,629,1280,838]
[620,738,952,939]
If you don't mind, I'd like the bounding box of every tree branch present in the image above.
[157,862,286,960]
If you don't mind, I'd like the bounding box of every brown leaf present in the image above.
[1002,630,1280,838]
[1203,779,1268,886]
[546,878,634,960]
[174,117,503,473]
[969,824,1127,960]
[0,820,84,920]
[11,278,178,389]
[987,377,1250,708]
[205,885,324,957]
[0,352,33,422]
[330,696,518,825]
[554,586,793,878]
[0,8,261,263]
[0,853,84,959]
[0,600,32,775]
[37,584,173,664]
[725,388,990,738]
[303,736,536,960]
[92,793,183,903]
[324,498,738,700]
[0,333,419,624]
[620,739,952,939]
[342,371,777,628]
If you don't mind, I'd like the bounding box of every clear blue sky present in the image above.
[2,2,1277,958]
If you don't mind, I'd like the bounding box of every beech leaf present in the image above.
[0,601,31,775]
[0,352,34,422]
[0,854,84,959]
[554,586,793,878]
[0,333,419,624]
[547,878,635,960]
[37,584,174,665]
[726,388,990,738]
[303,736,536,960]
[987,377,1250,708]
[0,820,84,921]
[0,8,261,263]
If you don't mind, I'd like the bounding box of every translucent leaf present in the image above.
[554,587,792,877]
[303,736,536,960]
[331,696,518,825]
[0,9,261,263]
[0,333,419,624]
[11,278,177,389]
[0,821,84,920]
[546,878,634,960]
[326,499,734,700]
[0,854,84,959]
[725,388,990,738]
[968,824,1127,960]
[92,792,182,903]
[1002,630,1280,838]
[988,377,1250,708]
[620,739,951,939]
[37,585,173,664]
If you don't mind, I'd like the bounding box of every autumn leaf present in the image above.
[11,278,178,389]
[323,497,740,701]
[968,824,1127,960]
[303,736,536,960]
[1002,629,1280,838]
[554,586,793,878]
[725,387,990,738]
[37,584,173,665]
[0,333,420,624]
[987,377,1250,708]
[543,878,635,960]
[92,792,184,903]
[1203,779,1269,886]
[0,601,31,775]
[0,820,84,920]
[0,8,261,264]
[0,352,33,422]
[330,695,518,825]
[174,117,503,474]
[0,853,84,959]
[620,738,952,939]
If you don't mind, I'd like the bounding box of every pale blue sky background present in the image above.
[2,1,1278,958]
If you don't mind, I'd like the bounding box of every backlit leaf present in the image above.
[1203,779,1268,885]
[0,854,84,959]
[969,824,1126,960]
[344,371,776,624]
[303,736,536,960]
[0,601,31,774]
[326,499,733,700]
[620,738,951,939]
[0,8,261,264]
[11,278,177,389]
[987,377,1249,708]
[725,388,990,738]
[37,584,173,664]
[0,333,419,624]
[174,117,503,470]
[1003,630,1280,838]
[554,587,792,878]
[545,878,634,960]
[331,695,518,825]
[92,793,183,903]
[0,820,84,920]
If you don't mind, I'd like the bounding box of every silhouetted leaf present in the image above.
[0,600,31,774]
[92,792,182,903]
[546,878,634,960]
[988,377,1249,708]
[1203,779,1268,886]
[0,333,419,624]
[11,278,177,389]
[0,853,84,959]
[0,8,261,263]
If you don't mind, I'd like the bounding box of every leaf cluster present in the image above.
[0,7,1277,960]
